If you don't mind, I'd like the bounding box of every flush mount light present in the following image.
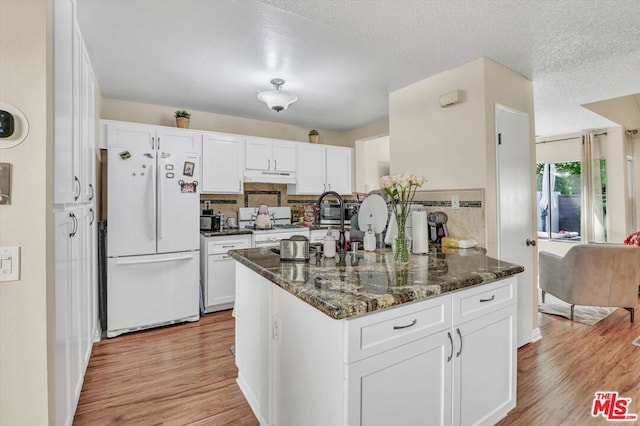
[257,78,298,112]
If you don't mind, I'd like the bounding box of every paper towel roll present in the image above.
[412,211,429,254]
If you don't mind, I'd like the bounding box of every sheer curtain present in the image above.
[581,132,606,242]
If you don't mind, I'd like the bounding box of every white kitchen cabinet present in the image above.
[326,146,353,194]
[245,136,296,172]
[235,262,518,426]
[200,234,252,312]
[201,132,244,193]
[294,144,353,195]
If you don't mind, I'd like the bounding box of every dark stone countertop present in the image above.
[200,229,253,237]
[228,247,524,320]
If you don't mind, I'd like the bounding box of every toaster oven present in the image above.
[200,215,222,232]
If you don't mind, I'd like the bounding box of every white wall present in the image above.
[355,135,389,192]
[389,58,487,189]
[101,98,352,147]
[0,1,52,424]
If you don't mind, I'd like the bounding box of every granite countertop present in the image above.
[200,228,253,237]
[228,247,524,320]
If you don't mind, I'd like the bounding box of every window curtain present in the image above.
[581,132,606,242]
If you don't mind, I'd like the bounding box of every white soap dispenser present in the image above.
[364,224,376,252]
[323,228,336,258]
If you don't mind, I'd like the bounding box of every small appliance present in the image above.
[253,204,274,229]
[427,211,449,243]
[319,201,358,226]
[279,235,310,261]
[200,215,222,232]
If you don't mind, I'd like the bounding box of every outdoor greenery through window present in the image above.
[536,161,608,241]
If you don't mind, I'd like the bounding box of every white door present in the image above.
[347,331,453,426]
[296,145,325,194]
[107,145,157,257]
[245,137,272,170]
[496,105,535,347]
[326,146,352,194]
[157,149,201,253]
[202,133,244,193]
[272,139,296,172]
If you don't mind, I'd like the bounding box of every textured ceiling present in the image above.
[76,0,640,135]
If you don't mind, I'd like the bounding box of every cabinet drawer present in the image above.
[207,237,251,254]
[452,276,517,325]
[345,295,451,363]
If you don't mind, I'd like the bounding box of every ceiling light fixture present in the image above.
[257,78,298,112]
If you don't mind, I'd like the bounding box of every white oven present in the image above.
[238,206,310,248]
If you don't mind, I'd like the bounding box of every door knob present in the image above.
[526,238,536,247]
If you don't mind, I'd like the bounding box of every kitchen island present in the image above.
[229,247,524,426]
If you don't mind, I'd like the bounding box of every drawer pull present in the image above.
[447,331,453,362]
[222,255,231,259]
[480,295,495,303]
[222,245,236,248]
[393,319,417,330]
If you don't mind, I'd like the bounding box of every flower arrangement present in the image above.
[380,173,426,264]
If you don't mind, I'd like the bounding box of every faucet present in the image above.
[317,191,346,254]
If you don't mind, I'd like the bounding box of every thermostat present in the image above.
[0,110,14,138]
[0,102,29,149]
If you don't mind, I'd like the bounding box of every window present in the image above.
[536,160,607,241]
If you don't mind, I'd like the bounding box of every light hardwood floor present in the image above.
[76,297,640,425]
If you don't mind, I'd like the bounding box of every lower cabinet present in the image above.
[235,263,518,426]
[200,234,252,313]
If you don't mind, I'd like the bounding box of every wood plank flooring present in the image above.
[76,298,640,425]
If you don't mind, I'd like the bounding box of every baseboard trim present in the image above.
[531,327,542,342]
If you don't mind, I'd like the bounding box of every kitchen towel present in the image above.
[412,211,429,254]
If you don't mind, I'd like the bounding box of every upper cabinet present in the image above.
[245,137,296,172]
[294,144,353,195]
[202,132,244,194]
[54,2,96,205]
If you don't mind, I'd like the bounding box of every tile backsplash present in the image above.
[202,185,484,247]
[413,189,485,247]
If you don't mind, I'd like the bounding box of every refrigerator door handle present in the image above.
[150,159,157,241]
[115,254,195,265]
[158,160,164,240]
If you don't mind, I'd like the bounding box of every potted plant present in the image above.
[175,110,191,128]
[308,129,319,144]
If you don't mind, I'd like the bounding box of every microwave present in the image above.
[318,202,357,225]
[200,215,222,232]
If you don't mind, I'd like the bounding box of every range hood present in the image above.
[243,169,297,184]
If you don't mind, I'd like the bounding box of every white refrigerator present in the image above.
[106,121,201,337]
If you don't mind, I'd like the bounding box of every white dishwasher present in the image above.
[200,233,252,313]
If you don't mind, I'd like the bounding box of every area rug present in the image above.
[538,292,617,325]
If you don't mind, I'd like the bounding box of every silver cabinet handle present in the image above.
[222,255,231,259]
[151,136,155,149]
[456,328,462,358]
[157,137,160,150]
[274,159,277,170]
[222,245,236,248]
[74,176,81,201]
[88,183,94,201]
[89,208,95,226]
[268,159,271,170]
[447,331,453,362]
[393,319,417,330]
[480,295,495,303]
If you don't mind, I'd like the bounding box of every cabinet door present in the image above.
[207,254,236,306]
[347,331,453,426]
[53,0,75,204]
[245,137,272,170]
[202,133,244,193]
[80,49,96,203]
[272,139,296,172]
[326,146,352,195]
[453,304,517,426]
[295,145,326,194]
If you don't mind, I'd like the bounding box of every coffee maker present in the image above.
[427,211,449,243]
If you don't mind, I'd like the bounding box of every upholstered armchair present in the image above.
[539,244,640,322]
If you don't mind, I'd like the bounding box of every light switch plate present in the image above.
[0,246,20,282]
[451,195,460,209]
